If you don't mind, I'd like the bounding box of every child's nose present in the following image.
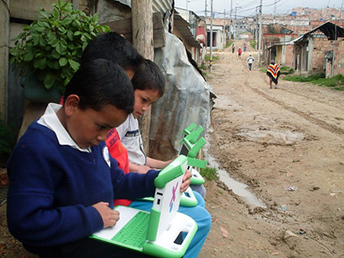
[97,132,107,142]
[142,104,149,111]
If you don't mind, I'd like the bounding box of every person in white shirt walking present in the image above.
[247,55,255,71]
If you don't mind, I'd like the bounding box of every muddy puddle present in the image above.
[204,134,266,208]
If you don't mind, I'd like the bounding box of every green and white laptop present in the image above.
[179,124,207,185]
[91,155,198,258]
[138,124,207,207]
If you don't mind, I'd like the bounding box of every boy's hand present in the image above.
[129,162,153,174]
[136,165,153,174]
[180,169,192,193]
[93,202,120,228]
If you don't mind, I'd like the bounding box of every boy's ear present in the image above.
[64,94,80,116]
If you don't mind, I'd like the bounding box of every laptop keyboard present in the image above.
[112,211,150,248]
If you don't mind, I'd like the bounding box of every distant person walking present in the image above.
[243,43,247,52]
[237,47,242,58]
[247,55,255,71]
[232,43,235,53]
[266,60,281,89]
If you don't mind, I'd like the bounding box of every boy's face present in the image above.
[63,100,128,149]
[132,89,160,119]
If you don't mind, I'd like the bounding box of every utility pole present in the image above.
[234,6,241,39]
[205,0,207,18]
[230,0,233,39]
[255,6,259,47]
[258,0,262,65]
[224,9,226,43]
[209,0,213,72]
[234,7,237,39]
[131,0,154,153]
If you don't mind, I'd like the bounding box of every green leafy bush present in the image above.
[10,0,110,94]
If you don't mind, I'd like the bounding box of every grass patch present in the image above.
[225,40,234,48]
[249,40,256,49]
[200,167,219,181]
[204,55,219,62]
[198,63,208,78]
[283,73,325,82]
[283,73,344,91]
[280,66,294,75]
[199,63,207,70]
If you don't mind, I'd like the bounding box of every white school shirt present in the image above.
[116,114,146,165]
[38,103,90,152]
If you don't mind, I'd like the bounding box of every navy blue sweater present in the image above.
[6,121,159,253]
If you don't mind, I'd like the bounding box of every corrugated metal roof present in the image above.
[113,0,173,14]
[152,0,173,13]
[293,21,344,43]
[174,12,201,48]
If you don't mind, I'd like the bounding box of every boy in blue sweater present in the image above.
[81,32,211,258]
[7,59,193,257]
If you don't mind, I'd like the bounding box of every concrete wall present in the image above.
[310,37,332,73]
[333,38,344,76]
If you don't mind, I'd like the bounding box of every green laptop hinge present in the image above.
[187,137,206,158]
[182,123,197,137]
[154,155,187,189]
[180,124,202,145]
[185,125,204,144]
[187,157,207,169]
[146,208,160,241]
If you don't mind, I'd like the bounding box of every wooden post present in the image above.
[0,0,10,121]
[131,0,154,154]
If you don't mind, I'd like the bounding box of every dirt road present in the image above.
[0,40,343,257]
[200,40,344,257]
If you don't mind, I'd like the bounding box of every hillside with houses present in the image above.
[177,5,344,77]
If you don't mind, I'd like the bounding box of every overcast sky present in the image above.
[175,0,344,18]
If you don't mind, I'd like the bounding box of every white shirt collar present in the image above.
[38,103,90,152]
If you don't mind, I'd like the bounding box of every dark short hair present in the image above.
[64,59,134,114]
[131,59,165,97]
[81,32,144,73]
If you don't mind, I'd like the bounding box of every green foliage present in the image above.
[249,40,256,49]
[283,73,344,91]
[225,41,234,48]
[199,63,207,70]
[200,167,219,181]
[314,74,344,90]
[198,63,209,78]
[283,73,325,82]
[204,55,219,61]
[0,118,16,155]
[10,0,110,94]
[280,66,294,74]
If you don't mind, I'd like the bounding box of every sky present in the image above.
[174,0,344,18]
